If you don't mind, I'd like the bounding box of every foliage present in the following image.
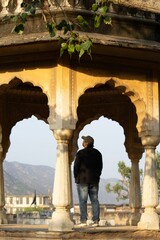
[7,0,113,59]
[106,152,160,201]
[106,161,143,201]
[23,206,44,212]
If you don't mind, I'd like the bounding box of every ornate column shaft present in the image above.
[15,0,23,14]
[138,136,160,230]
[48,129,74,231]
[129,157,141,226]
[0,159,6,224]
[1,0,9,15]
[0,125,6,224]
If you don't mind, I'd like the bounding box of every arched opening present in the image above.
[5,116,56,168]
[71,80,144,164]
[70,80,145,225]
[0,78,50,159]
[0,79,54,217]
[77,116,129,180]
[4,115,56,195]
[71,116,145,204]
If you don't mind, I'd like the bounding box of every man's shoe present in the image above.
[91,221,99,227]
[76,222,87,228]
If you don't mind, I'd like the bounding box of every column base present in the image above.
[0,209,8,224]
[138,208,159,230]
[48,208,74,231]
[129,211,141,226]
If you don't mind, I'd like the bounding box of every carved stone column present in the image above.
[15,0,23,14]
[0,160,6,224]
[48,129,74,231]
[138,136,160,230]
[129,154,141,226]
[57,0,72,7]
[75,0,85,8]
[0,126,6,224]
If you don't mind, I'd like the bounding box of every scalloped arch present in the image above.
[0,77,50,160]
[0,76,50,103]
[77,77,146,133]
[70,77,146,161]
[8,77,49,121]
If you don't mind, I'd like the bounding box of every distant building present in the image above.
[5,194,52,214]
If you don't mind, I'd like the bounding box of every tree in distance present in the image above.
[106,161,143,201]
[106,152,160,202]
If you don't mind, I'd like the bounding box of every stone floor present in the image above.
[0,224,160,240]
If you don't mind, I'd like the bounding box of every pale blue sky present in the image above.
[5,116,160,179]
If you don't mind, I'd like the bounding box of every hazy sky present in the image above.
[5,116,160,179]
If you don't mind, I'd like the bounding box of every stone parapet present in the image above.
[0,225,160,239]
[118,0,160,13]
[0,1,160,43]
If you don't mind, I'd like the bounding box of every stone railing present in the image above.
[0,0,90,17]
[0,0,159,42]
[0,0,160,18]
[0,0,20,15]
[118,0,160,14]
[17,211,52,225]
[73,204,132,226]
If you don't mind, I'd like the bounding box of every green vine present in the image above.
[8,0,112,59]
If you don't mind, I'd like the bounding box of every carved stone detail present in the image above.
[118,0,160,13]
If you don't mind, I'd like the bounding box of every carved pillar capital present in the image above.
[53,129,73,143]
[128,151,141,164]
[141,135,160,148]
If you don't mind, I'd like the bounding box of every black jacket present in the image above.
[74,146,103,184]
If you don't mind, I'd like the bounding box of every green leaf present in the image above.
[79,48,85,58]
[11,15,19,22]
[14,24,24,35]
[104,17,112,25]
[68,44,75,55]
[60,42,68,56]
[57,20,68,30]
[77,15,89,28]
[21,13,28,23]
[82,20,89,28]
[60,48,65,57]
[64,25,71,34]
[68,37,75,43]
[81,40,92,51]
[92,3,98,11]
[56,20,72,34]
[98,6,108,16]
[47,22,56,37]
[75,44,81,52]
[25,4,31,12]
[76,15,84,23]
[61,42,68,50]
[94,15,101,28]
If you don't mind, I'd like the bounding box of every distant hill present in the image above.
[3,161,127,204]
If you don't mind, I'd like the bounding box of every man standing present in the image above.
[74,135,103,227]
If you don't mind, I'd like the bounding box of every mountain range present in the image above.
[3,161,126,204]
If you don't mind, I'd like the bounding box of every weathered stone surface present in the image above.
[0,226,160,239]
[118,0,160,13]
